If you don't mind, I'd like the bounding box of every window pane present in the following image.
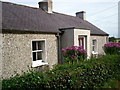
[37,52,42,60]
[93,40,95,45]
[33,52,36,61]
[92,40,97,52]
[93,46,95,51]
[32,41,36,51]
[38,41,42,50]
[79,38,84,49]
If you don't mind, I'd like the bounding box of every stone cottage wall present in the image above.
[90,35,108,55]
[0,33,2,80]
[2,33,58,79]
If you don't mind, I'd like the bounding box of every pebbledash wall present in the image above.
[0,34,2,80]
[2,32,58,79]
[90,35,108,55]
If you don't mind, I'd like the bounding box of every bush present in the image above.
[62,46,87,63]
[2,71,49,88]
[2,55,120,89]
[103,42,120,55]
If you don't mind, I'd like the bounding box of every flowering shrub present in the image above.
[103,42,120,55]
[62,46,87,63]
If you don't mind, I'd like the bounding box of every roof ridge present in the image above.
[1,1,83,19]
[53,11,80,19]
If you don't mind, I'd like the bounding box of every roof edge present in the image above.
[59,27,90,31]
[2,29,59,34]
[91,34,109,36]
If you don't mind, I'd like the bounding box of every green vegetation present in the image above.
[109,37,116,42]
[103,42,120,55]
[2,55,120,89]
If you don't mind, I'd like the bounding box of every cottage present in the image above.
[0,0,109,79]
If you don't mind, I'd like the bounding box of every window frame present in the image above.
[78,37,84,49]
[31,39,48,67]
[78,36,87,50]
[92,39,97,52]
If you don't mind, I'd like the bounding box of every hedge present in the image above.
[2,55,120,89]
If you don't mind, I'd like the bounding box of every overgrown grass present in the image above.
[2,55,120,89]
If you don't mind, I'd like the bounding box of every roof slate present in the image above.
[1,1,108,35]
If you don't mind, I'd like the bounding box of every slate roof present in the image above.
[1,1,109,35]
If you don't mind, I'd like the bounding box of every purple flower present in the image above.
[78,49,87,53]
[104,42,120,48]
[103,42,120,55]
[61,49,66,51]
[62,45,87,61]
[66,47,73,50]
[78,46,82,49]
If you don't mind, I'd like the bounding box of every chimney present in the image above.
[38,0,53,13]
[76,11,86,20]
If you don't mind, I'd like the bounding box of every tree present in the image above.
[109,37,116,42]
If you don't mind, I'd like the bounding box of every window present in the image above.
[92,40,97,52]
[78,36,87,50]
[92,39,98,58]
[78,37,84,49]
[32,40,48,67]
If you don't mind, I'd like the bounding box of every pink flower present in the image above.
[61,49,66,51]
[66,47,71,50]
[62,46,87,60]
[78,49,87,53]
[78,46,82,49]
[104,42,120,48]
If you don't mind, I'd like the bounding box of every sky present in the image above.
[2,0,119,38]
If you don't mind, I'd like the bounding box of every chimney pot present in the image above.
[76,11,86,20]
[38,0,52,13]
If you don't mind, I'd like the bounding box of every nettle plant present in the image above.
[103,42,120,55]
[62,46,87,63]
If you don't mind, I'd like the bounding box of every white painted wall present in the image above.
[61,29,74,49]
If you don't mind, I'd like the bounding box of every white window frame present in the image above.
[92,39,98,55]
[31,39,48,67]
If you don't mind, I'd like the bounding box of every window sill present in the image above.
[92,51,98,58]
[92,51,98,55]
[32,60,48,68]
